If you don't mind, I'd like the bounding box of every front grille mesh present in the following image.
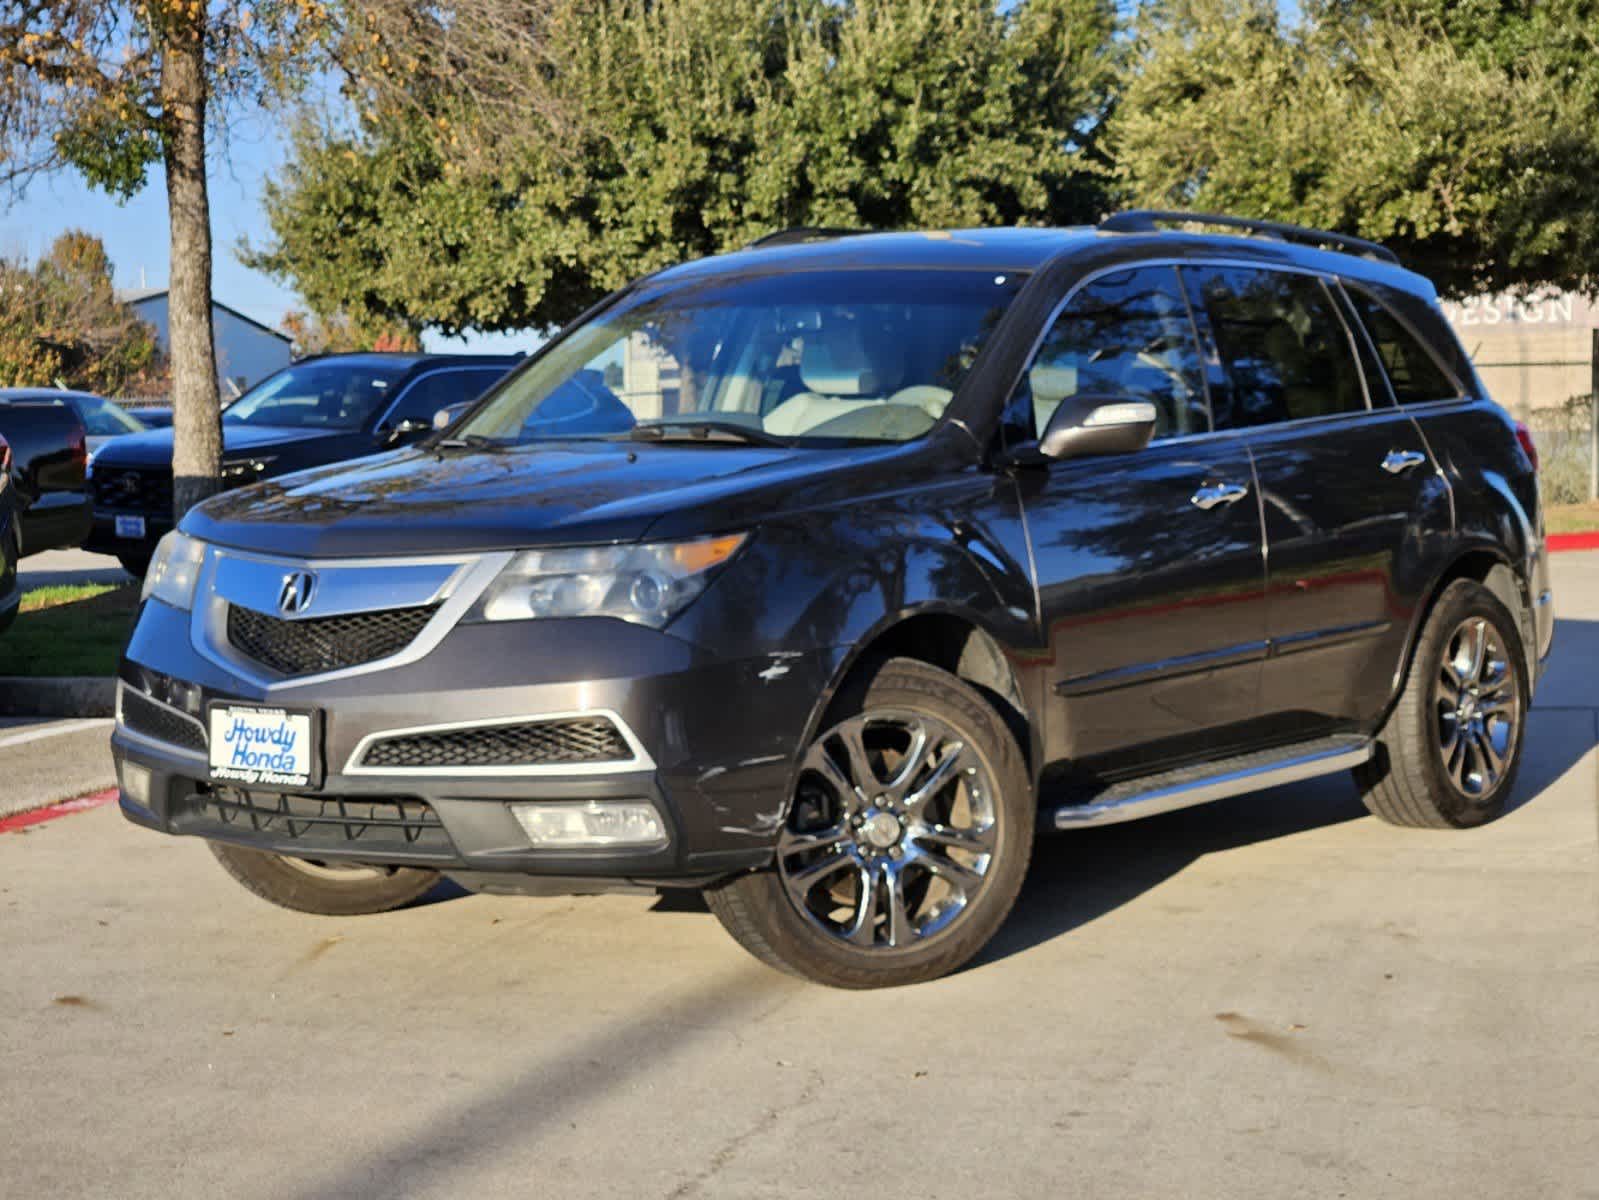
[120,687,206,753]
[93,466,172,514]
[360,717,632,770]
[195,790,452,854]
[227,603,440,676]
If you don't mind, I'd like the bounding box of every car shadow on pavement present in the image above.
[978,619,1599,971]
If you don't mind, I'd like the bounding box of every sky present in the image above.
[0,112,527,355]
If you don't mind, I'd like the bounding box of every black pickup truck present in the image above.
[0,393,92,561]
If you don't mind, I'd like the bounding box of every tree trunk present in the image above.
[161,11,222,520]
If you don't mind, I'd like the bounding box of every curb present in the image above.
[0,677,115,718]
[0,788,118,834]
[1549,531,1599,554]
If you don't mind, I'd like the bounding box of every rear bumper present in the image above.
[112,598,841,882]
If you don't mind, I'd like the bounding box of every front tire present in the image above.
[117,552,152,578]
[706,658,1033,988]
[209,842,442,915]
[1355,579,1528,828]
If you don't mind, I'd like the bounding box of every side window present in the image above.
[1344,287,1462,405]
[387,368,506,425]
[1186,267,1367,430]
[1016,265,1208,442]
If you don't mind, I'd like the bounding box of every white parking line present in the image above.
[0,718,114,751]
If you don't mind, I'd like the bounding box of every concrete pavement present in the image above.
[16,547,130,591]
[0,555,1595,1198]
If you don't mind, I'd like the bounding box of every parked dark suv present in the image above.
[110,214,1553,988]
[86,352,520,574]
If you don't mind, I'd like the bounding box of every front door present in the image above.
[1013,265,1269,782]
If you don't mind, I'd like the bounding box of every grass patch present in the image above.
[0,584,138,677]
[1547,501,1599,535]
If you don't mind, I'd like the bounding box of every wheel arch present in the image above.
[793,607,1041,799]
[1388,544,1534,716]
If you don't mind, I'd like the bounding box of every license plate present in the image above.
[114,515,146,539]
[208,705,319,789]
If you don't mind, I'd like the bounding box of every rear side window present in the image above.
[1344,288,1461,405]
[1018,265,1208,442]
[1186,267,1367,429]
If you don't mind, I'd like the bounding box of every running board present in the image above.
[1045,735,1373,831]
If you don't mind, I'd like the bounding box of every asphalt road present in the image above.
[2,556,1595,1198]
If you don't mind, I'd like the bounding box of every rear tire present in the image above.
[1355,580,1528,828]
[706,657,1033,988]
[208,842,442,916]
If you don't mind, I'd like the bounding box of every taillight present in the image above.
[1514,421,1539,472]
[67,426,87,473]
[0,434,10,475]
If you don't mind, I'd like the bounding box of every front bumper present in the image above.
[84,510,172,558]
[112,595,840,882]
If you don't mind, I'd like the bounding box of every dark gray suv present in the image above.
[110,213,1553,988]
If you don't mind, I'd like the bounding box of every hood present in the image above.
[90,423,350,467]
[181,438,936,558]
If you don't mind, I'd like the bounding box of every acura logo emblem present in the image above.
[278,571,316,615]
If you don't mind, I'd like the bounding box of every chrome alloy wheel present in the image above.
[1434,616,1520,799]
[777,710,999,950]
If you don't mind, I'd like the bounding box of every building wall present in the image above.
[1440,292,1597,418]
[128,296,292,396]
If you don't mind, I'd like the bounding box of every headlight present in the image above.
[470,533,747,628]
[140,531,206,611]
[221,456,275,482]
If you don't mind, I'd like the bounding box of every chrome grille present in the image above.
[359,717,632,770]
[226,603,441,677]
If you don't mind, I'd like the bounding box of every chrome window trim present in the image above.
[114,680,209,766]
[1011,255,1445,456]
[343,708,656,778]
[189,545,516,693]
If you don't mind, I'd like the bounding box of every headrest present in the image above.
[801,322,892,395]
[1029,363,1078,407]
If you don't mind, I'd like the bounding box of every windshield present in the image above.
[223,361,411,430]
[457,269,1024,445]
[76,396,144,437]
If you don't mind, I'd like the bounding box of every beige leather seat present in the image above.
[764,322,904,437]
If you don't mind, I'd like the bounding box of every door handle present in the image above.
[1381,450,1427,475]
[1190,481,1250,511]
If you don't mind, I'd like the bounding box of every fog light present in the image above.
[117,759,153,808]
[511,801,667,849]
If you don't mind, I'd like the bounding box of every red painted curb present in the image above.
[0,788,118,834]
[1549,531,1599,553]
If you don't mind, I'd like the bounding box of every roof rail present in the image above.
[744,227,868,250]
[1098,210,1399,266]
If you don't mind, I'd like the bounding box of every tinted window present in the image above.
[1345,288,1461,405]
[224,361,412,430]
[73,396,144,436]
[458,270,1024,446]
[1188,267,1366,429]
[387,368,507,425]
[1018,266,1208,441]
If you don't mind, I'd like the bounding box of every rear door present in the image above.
[1015,265,1270,780]
[1182,264,1449,739]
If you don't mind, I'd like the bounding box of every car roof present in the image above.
[290,352,523,371]
[658,225,1438,301]
[0,387,107,403]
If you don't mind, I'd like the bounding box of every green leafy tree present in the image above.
[246,0,1120,336]
[0,1,338,514]
[0,231,163,394]
[1111,0,1599,298]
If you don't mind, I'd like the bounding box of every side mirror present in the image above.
[432,402,473,432]
[1037,393,1159,460]
[379,418,433,446]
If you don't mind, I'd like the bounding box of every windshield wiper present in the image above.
[627,420,787,447]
